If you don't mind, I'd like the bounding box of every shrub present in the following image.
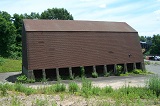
[82,78,92,90]
[133,69,143,74]
[146,75,160,97]
[92,71,98,78]
[0,84,7,96]
[27,79,35,83]
[81,78,92,97]
[69,82,79,93]
[16,75,27,83]
[103,86,113,93]
[14,83,35,95]
[116,85,156,100]
[116,65,123,76]
[55,83,66,92]
[92,87,102,95]
[104,72,110,77]
[80,66,85,77]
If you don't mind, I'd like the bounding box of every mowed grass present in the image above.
[0,58,21,73]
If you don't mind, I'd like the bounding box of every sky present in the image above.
[0,0,160,36]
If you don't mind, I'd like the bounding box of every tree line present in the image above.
[0,8,73,59]
[139,34,160,55]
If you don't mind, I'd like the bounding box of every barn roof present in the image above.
[23,19,137,32]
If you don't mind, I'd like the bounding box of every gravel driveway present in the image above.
[0,60,159,89]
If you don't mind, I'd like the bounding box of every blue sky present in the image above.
[0,0,160,36]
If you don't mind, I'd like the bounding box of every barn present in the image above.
[22,19,144,80]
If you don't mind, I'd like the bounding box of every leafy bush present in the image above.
[133,69,143,74]
[146,75,160,97]
[92,71,98,78]
[55,83,66,92]
[116,65,123,76]
[16,75,35,83]
[81,78,92,97]
[69,82,79,93]
[80,66,85,77]
[16,75,27,83]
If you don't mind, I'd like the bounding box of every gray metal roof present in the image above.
[23,19,137,32]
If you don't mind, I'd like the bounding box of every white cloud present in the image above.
[99,4,107,8]
[154,10,160,14]
[80,0,92,1]
[154,10,160,21]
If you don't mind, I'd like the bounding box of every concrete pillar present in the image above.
[22,66,35,79]
[93,65,96,72]
[22,66,27,76]
[69,67,73,78]
[42,69,46,80]
[103,65,107,74]
[28,70,35,79]
[124,63,128,73]
[56,68,60,80]
[114,64,117,74]
[133,63,136,70]
[141,62,145,71]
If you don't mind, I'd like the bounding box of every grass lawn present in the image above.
[0,58,21,73]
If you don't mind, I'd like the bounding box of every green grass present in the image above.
[0,76,160,106]
[146,75,160,97]
[68,81,79,93]
[0,58,21,73]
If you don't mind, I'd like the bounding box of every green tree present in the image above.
[0,11,11,21]
[0,16,16,57]
[139,36,146,42]
[23,12,40,19]
[41,8,73,20]
[146,36,152,43]
[150,34,160,55]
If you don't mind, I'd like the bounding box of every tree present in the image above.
[150,34,160,55]
[23,12,40,19]
[139,36,146,42]
[0,11,11,21]
[146,36,152,43]
[41,8,73,20]
[0,16,16,57]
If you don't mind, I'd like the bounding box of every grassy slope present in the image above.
[0,58,21,73]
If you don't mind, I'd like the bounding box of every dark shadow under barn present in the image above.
[96,65,104,77]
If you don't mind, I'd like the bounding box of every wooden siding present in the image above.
[25,31,143,70]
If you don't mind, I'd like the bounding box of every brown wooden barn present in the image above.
[22,19,144,80]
